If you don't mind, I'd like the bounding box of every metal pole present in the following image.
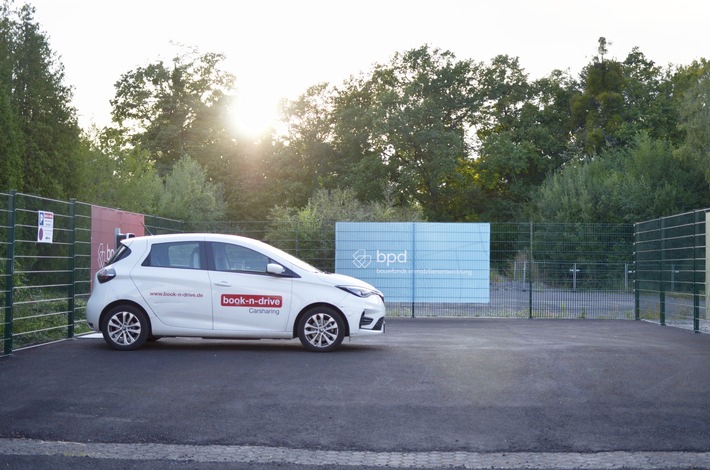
[624,263,628,292]
[660,218,666,326]
[634,224,640,321]
[693,211,700,333]
[411,222,416,318]
[3,190,16,355]
[528,222,533,319]
[67,199,76,338]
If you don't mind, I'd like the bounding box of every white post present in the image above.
[570,263,580,291]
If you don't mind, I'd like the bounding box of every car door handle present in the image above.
[214,281,232,287]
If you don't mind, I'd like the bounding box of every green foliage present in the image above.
[110,46,236,176]
[264,188,422,270]
[470,61,577,220]
[359,46,481,220]
[157,154,227,222]
[263,84,338,211]
[77,126,164,213]
[0,2,82,198]
[4,5,710,226]
[675,68,710,185]
[529,134,709,223]
[278,46,481,221]
[571,38,625,154]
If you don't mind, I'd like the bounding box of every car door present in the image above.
[208,241,293,332]
[131,240,213,330]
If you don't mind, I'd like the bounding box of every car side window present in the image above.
[142,242,203,270]
[211,242,269,274]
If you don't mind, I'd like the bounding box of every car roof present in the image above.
[125,233,260,245]
[123,232,286,254]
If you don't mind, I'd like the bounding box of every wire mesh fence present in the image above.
[635,210,708,333]
[1,192,185,355]
[1,191,708,356]
[186,220,637,319]
[1,192,83,353]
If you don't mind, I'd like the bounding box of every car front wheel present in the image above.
[101,305,149,351]
[298,307,345,352]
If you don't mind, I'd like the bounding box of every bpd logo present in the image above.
[377,250,408,266]
[353,249,408,268]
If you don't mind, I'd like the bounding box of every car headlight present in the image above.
[337,285,384,301]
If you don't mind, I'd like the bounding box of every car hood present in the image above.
[313,271,378,290]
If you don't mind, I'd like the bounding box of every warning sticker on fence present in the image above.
[37,210,54,243]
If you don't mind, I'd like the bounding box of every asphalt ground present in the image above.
[1,318,710,469]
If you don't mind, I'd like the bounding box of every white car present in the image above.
[86,233,385,352]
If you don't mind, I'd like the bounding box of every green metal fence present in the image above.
[2,190,707,357]
[635,210,708,333]
[1,191,184,355]
[187,220,637,319]
[0,191,88,354]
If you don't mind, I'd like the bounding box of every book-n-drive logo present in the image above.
[221,294,282,308]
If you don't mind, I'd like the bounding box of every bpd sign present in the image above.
[335,222,490,303]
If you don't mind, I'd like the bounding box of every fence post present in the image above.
[528,222,533,319]
[67,199,76,338]
[633,223,640,321]
[294,219,299,258]
[693,210,700,333]
[411,222,416,318]
[706,212,710,322]
[659,218,666,326]
[3,190,16,355]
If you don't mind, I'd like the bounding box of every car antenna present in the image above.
[141,221,154,236]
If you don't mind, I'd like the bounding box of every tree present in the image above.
[675,68,710,184]
[157,154,226,222]
[468,58,578,221]
[528,134,709,223]
[269,83,338,209]
[79,126,164,213]
[0,2,22,191]
[1,2,81,198]
[110,47,236,176]
[335,46,481,220]
[570,37,625,155]
[619,48,678,145]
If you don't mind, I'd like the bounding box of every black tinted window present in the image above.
[143,242,202,269]
[106,245,131,266]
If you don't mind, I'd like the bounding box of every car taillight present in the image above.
[97,267,116,284]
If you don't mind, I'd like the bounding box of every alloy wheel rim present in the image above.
[304,313,338,348]
[107,311,141,345]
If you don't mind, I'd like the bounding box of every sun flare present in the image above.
[229,95,280,139]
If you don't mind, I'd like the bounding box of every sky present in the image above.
[27,0,710,135]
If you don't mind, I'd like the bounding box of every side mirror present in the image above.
[267,263,286,275]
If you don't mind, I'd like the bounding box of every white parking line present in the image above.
[1,438,709,469]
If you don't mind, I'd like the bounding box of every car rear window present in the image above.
[106,245,131,266]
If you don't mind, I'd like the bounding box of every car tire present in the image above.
[101,305,149,351]
[297,307,345,352]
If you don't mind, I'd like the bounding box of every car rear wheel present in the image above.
[101,305,149,351]
[298,307,345,352]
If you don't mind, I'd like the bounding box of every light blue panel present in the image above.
[335,222,490,303]
[336,222,414,301]
[411,223,490,302]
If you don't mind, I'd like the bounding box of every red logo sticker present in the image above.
[221,294,282,308]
